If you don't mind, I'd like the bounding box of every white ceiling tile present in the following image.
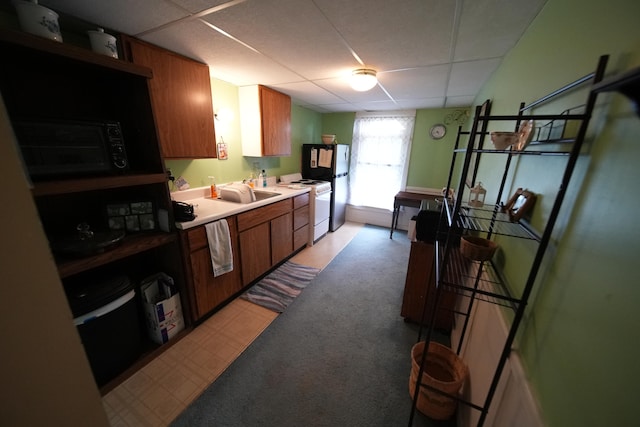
[445,96,476,108]
[447,58,502,96]
[169,0,231,14]
[269,82,347,105]
[38,0,545,112]
[142,20,304,85]
[454,0,547,61]
[379,65,450,100]
[313,0,456,69]
[398,98,447,110]
[201,0,357,80]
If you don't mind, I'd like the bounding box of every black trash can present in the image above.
[68,275,142,387]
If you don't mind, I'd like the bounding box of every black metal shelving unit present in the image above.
[408,54,611,426]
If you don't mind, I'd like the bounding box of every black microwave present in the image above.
[13,119,129,179]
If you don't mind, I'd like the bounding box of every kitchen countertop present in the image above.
[171,185,311,230]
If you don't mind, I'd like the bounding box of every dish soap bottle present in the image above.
[208,176,218,198]
[261,169,267,187]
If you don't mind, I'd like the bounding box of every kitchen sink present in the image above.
[253,190,280,201]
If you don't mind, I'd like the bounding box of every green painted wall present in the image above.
[322,112,355,146]
[409,108,468,189]
[468,0,640,426]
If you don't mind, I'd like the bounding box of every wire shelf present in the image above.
[437,243,519,309]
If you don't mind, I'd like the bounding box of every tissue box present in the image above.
[141,273,184,344]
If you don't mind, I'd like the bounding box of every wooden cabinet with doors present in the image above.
[239,84,291,156]
[121,35,216,158]
[270,211,294,265]
[237,199,293,285]
[293,193,310,250]
[402,241,458,332]
[180,216,243,322]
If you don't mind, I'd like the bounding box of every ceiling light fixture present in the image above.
[350,68,377,91]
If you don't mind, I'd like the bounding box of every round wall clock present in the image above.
[430,123,447,140]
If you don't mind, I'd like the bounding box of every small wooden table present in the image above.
[390,191,437,238]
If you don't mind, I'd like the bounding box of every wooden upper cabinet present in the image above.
[239,85,291,157]
[121,36,216,158]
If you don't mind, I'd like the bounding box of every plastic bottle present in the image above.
[261,169,267,187]
[208,176,218,198]
[248,173,255,188]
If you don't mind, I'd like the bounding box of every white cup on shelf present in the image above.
[13,0,63,42]
[87,28,118,58]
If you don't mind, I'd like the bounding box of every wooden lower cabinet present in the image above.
[271,212,293,265]
[239,222,272,286]
[182,216,242,321]
[182,193,311,319]
[293,194,310,250]
[401,241,457,332]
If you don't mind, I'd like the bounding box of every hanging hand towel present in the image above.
[205,219,233,277]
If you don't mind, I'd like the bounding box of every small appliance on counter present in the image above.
[172,200,196,222]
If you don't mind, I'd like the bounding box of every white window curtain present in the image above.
[349,110,416,210]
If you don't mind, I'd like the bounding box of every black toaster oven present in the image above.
[12,118,129,179]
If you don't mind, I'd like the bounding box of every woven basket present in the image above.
[460,235,498,261]
[409,341,468,420]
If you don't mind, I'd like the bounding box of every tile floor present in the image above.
[102,222,364,427]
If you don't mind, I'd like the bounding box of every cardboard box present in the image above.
[141,273,184,344]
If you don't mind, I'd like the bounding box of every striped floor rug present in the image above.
[240,261,321,313]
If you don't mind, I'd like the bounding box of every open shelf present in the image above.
[0,28,152,78]
[31,173,168,196]
[591,65,640,115]
[56,232,177,278]
[409,55,611,426]
[437,244,520,309]
[444,201,541,240]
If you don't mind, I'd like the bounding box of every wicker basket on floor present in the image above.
[460,235,498,261]
[409,341,468,420]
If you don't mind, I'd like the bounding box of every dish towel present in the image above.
[205,219,234,277]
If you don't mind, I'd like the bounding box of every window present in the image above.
[349,111,416,210]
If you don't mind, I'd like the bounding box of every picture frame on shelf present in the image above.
[107,201,155,232]
[502,188,536,222]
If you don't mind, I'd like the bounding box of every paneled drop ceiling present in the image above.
[40,0,547,112]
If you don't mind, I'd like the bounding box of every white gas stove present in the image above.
[280,173,331,245]
[279,173,331,194]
